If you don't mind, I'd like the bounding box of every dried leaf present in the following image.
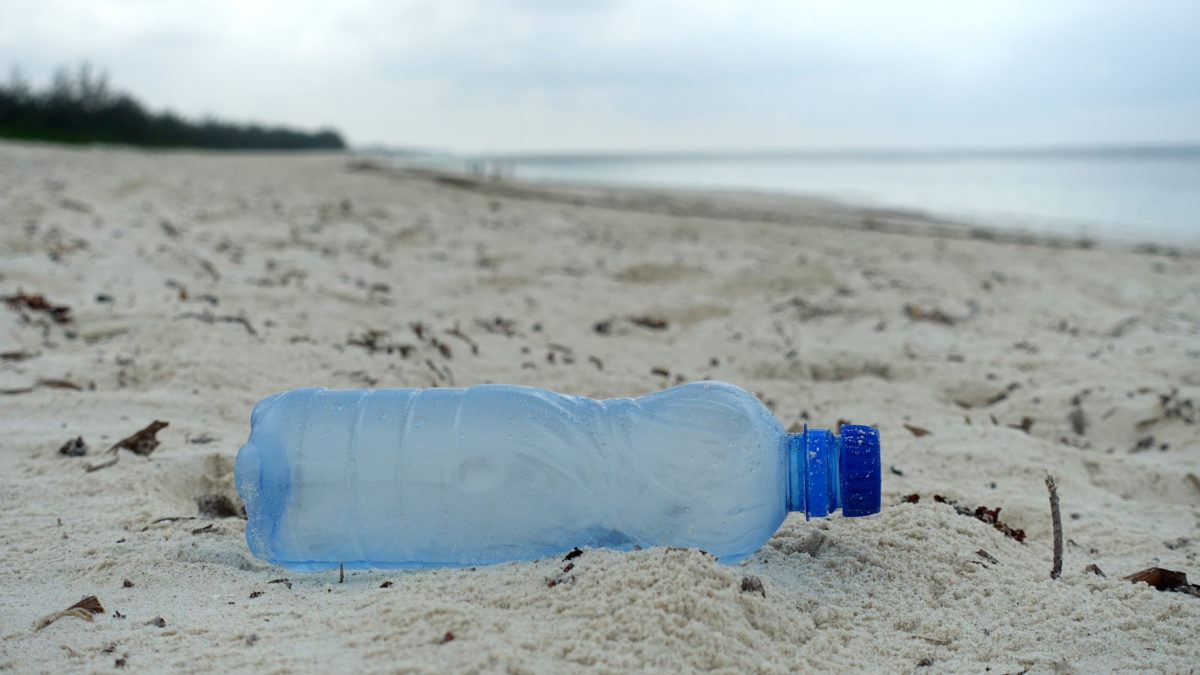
[903,424,931,437]
[904,304,954,325]
[68,596,104,614]
[1124,567,1200,596]
[975,549,999,565]
[110,421,169,456]
[0,351,37,361]
[37,378,82,390]
[629,315,669,330]
[4,292,73,324]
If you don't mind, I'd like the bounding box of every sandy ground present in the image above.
[1,140,1198,673]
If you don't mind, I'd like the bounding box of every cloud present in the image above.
[1,0,1197,150]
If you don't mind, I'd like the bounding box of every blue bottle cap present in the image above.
[838,425,881,517]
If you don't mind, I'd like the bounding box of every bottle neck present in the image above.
[785,428,842,519]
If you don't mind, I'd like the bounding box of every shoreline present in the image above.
[362,155,1200,256]
[1,141,1198,672]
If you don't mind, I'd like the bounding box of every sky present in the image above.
[2,0,1199,153]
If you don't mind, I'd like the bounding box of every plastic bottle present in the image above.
[236,381,880,571]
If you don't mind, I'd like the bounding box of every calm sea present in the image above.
[386,146,1200,246]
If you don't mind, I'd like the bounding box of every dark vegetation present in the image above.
[0,63,345,149]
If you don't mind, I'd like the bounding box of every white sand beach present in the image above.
[1,141,1198,673]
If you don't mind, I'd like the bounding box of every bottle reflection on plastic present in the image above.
[235,381,881,571]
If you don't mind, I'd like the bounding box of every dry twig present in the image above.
[1045,475,1063,580]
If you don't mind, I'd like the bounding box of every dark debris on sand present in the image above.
[58,436,88,457]
[902,494,1027,543]
[4,292,73,324]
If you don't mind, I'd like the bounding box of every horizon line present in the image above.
[360,140,1200,162]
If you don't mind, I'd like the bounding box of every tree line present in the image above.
[0,64,346,150]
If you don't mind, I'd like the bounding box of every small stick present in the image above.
[140,516,196,531]
[1187,473,1200,494]
[1045,475,1062,580]
[339,563,345,584]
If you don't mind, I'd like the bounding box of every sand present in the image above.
[1,140,1198,673]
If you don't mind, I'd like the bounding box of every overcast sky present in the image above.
[2,0,1198,152]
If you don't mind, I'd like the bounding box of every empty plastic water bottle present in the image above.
[236,381,880,571]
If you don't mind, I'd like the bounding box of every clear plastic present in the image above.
[236,381,879,570]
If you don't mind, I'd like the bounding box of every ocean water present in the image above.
[474,147,1199,246]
